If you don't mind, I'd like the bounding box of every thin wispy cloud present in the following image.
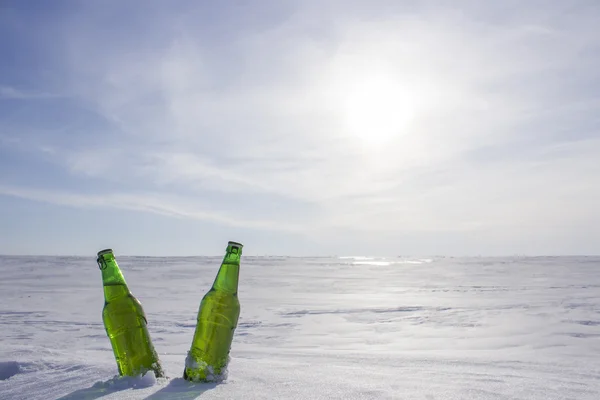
[1,1,599,255]
[0,184,304,232]
[0,86,61,100]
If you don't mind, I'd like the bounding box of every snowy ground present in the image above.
[1,255,599,399]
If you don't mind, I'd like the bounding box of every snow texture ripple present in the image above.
[1,255,599,399]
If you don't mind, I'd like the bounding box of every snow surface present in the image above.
[1,255,599,399]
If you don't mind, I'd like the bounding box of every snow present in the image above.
[1,255,600,399]
[183,353,228,383]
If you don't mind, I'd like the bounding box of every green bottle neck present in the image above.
[211,244,242,294]
[98,253,129,301]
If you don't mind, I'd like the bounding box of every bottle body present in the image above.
[98,249,164,378]
[184,289,240,381]
[184,241,242,382]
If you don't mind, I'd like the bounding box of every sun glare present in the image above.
[339,73,416,145]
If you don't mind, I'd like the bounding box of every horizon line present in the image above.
[1,254,599,258]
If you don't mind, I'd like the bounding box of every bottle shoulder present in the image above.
[103,293,144,312]
[203,288,240,300]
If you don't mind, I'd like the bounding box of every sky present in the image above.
[0,0,599,256]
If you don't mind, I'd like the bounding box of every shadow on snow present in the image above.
[144,378,218,400]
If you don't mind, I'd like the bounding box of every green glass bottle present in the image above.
[184,241,243,382]
[97,249,164,378]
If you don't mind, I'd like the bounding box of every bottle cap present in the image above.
[228,241,243,248]
[97,249,114,257]
[96,249,113,270]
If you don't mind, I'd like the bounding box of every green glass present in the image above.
[97,249,164,378]
[184,241,243,382]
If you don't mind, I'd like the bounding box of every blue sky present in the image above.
[1,0,599,256]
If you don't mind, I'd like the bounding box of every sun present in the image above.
[338,72,416,145]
